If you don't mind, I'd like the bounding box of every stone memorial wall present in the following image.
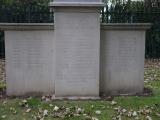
[0,0,151,98]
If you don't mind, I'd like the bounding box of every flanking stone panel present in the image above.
[100,24,151,95]
[5,29,55,96]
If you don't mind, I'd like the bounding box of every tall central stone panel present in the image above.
[50,0,103,98]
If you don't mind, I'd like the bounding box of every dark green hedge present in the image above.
[146,23,160,58]
[0,32,4,58]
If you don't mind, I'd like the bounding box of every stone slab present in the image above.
[100,27,147,95]
[53,96,100,100]
[50,0,104,7]
[0,23,54,30]
[101,23,152,30]
[50,2,104,7]
[54,8,100,97]
[5,30,55,96]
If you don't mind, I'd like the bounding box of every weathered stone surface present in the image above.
[54,7,100,97]
[5,30,55,96]
[1,7,150,98]
[0,23,54,30]
[100,24,150,95]
[50,0,104,7]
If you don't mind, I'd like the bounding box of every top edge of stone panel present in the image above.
[101,23,152,30]
[54,0,102,2]
[0,23,54,30]
[53,0,102,3]
[49,2,104,7]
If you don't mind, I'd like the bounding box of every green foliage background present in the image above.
[0,32,4,57]
[0,0,49,6]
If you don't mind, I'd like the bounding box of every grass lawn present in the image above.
[0,60,160,120]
